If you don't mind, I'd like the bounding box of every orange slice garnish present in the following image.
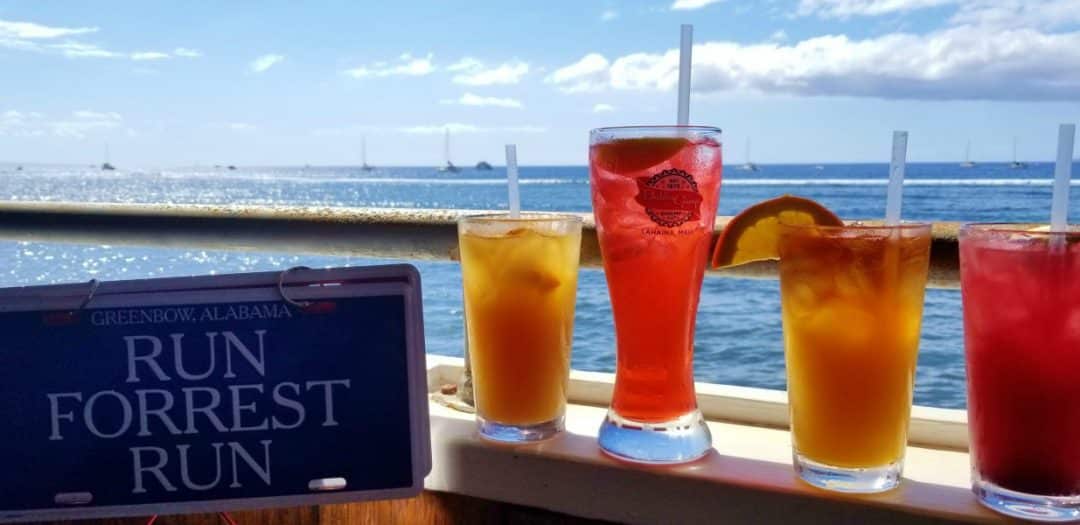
[711,195,843,268]
[592,137,689,173]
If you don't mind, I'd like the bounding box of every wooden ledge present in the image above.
[28,358,991,525]
[423,356,994,524]
[423,401,998,524]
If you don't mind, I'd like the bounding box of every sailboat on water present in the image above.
[1009,137,1027,169]
[738,139,759,171]
[360,137,374,171]
[101,143,116,171]
[437,128,460,173]
[960,140,975,168]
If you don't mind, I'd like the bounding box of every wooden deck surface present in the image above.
[30,492,613,525]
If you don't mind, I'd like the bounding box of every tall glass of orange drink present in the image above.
[590,126,721,463]
[459,213,582,442]
[778,222,931,492]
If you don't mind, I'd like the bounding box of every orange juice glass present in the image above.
[459,213,582,442]
[778,222,930,492]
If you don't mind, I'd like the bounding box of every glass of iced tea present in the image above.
[459,213,582,442]
[961,224,1080,521]
[778,222,931,492]
[589,125,722,463]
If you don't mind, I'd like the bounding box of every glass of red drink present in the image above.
[960,224,1080,521]
[589,125,722,463]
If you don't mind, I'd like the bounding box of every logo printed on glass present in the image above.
[634,169,703,227]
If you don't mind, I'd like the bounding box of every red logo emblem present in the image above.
[635,169,703,227]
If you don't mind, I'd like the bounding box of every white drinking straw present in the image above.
[886,130,908,225]
[1051,124,1075,233]
[506,144,520,218]
[677,24,693,126]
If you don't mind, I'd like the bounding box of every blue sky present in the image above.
[1,0,1078,166]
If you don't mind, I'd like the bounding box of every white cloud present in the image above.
[354,55,529,84]
[601,9,619,21]
[770,30,789,42]
[0,110,42,137]
[397,123,547,134]
[506,125,548,133]
[52,42,120,58]
[345,53,434,78]
[951,0,1080,30]
[52,119,121,138]
[545,53,611,93]
[0,110,31,128]
[796,0,955,18]
[447,57,483,72]
[451,60,530,86]
[671,0,725,10]
[250,54,284,73]
[0,37,37,51]
[173,47,202,58]
[440,93,523,108]
[400,123,480,134]
[1,109,123,139]
[593,103,616,113]
[547,26,1080,100]
[73,110,122,121]
[310,124,380,137]
[131,51,170,61]
[0,19,97,39]
[58,45,196,61]
[0,18,200,62]
[211,122,256,131]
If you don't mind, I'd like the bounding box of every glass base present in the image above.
[597,409,712,464]
[478,415,563,443]
[974,475,1080,522]
[794,453,901,493]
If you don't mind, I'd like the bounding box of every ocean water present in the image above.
[2,162,1077,409]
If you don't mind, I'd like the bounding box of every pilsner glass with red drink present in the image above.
[961,224,1080,521]
[589,126,721,463]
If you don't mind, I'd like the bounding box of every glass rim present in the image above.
[458,212,584,225]
[590,125,722,135]
[960,223,1080,237]
[778,221,932,233]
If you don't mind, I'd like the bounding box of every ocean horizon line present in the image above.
[2,160,1077,170]
[10,170,1075,188]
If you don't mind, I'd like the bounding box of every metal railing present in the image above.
[0,201,961,288]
